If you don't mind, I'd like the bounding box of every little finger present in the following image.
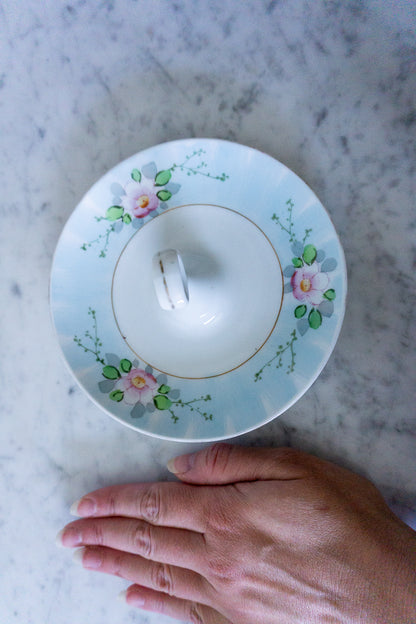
[122,584,232,624]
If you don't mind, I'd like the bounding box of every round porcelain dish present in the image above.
[50,138,347,442]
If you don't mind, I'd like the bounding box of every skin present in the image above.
[58,443,416,623]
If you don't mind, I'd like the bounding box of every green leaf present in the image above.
[156,189,172,202]
[158,384,171,395]
[303,244,317,265]
[105,205,124,221]
[308,308,322,329]
[131,168,141,182]
[294,304,307,319]
[122,213,132,225]
[109,389,124,402]
[153,395,172,410]
[292,257,303,268]
[323,289,336,301]
[154,170,172,186]
[120,359,132,373]
[102,365,120,380]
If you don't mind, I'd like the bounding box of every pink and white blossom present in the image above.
[115,368,158,405]
[121,181,159,218]
[291,264,329,306]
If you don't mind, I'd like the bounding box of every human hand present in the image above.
[57,444,416,623]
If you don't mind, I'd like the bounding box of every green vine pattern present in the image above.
[81,149,228,258]
[254,199,337,381]
[254,330,297,382]
[272,199,312,244]
[171,149,228,181]
[166,396,213,424]
[73,309,213,424]
[73,308,105,365]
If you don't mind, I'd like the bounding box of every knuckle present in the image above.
[131,520,153,558]
[107,493,117,516]
[151,562,174,595]
[138,484,162,524]
[207,553,238,584]
[112,552,125,577]
[189,603,204,624]
[203,443,234,473]
[88,522,104,546]
[153,596,169,615]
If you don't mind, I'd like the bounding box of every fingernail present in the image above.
[167,452,195,474]
[70,497,96,517]
[55,529,65,547]
[56,526,82,547]
[70,500,81,516]
[74,547,102,569]
[72,548,85,565]
[121,588,146,607]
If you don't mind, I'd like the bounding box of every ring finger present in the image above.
[74,545,213,606]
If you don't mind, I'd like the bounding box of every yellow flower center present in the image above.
[137,195,149,209]
[300,278,312,292]
[131,375,146,389]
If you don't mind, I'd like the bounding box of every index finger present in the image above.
[71,481,209,533]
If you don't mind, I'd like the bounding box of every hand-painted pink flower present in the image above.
[121,182,159,218]
[115,368,158,405]
[291,265,329,305]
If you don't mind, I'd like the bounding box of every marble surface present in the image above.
[1,1,415,622]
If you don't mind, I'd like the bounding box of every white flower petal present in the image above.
[124,387,141,405]
[311,272,330,291]
[307,290,325,305]
[139,387,154,404]
[115,377,128,391]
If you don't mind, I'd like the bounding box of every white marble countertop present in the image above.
[1,1,415,622]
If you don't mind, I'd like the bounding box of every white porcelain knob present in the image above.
[152,249,189,311]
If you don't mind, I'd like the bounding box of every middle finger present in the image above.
[59,516,207,574]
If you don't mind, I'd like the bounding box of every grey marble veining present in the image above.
[1,1,415,622]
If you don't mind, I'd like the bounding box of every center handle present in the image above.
[152,249,189,311]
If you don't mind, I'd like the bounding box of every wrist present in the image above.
[373,520,416,623]
[389,525,416,619]
[342,517,416,624]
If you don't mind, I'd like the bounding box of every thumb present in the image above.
[167,443,313,484]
